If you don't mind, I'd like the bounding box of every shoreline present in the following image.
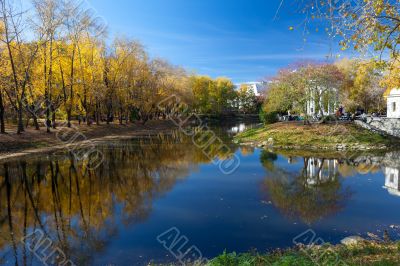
[204,239,400,266]
[0,120,180,162]
[235,122,400,153]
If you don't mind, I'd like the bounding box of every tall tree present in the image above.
[263,66,307,115]
[0,37,6,133]
[336,59,385,113]
[32,0,63,132]
[0,0,41,134]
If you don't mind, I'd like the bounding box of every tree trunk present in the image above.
[45,99,51,133]
[95,101,100,125]
[106,100,112,125]
[141,113,149,125]
[52,108,56,129]
[33,115,40,130]
[0,90,5,134]
[43,42,51,133]
[17,104,24,134]
[49,37,55,130]
[86,111,90,126]
[68,46,76,128]
[67,109,72,128]
[119,107,123,125]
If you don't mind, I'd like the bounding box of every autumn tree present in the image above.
[290,0,399,60]
[263,66,307,115]
[336,59,386,113]
[0,0,230,133]
[0,0,42,134]
[190,76,238,115]
[62,0,100,128]
[190,76,212,114]
[381,59,400,96]
[75,36,105,125]
[32,0,64,131]
[0,31,5,133]
[209,77,236,114]
[262,62,344,122]
[303,63,344,118]
[237,84,258,114]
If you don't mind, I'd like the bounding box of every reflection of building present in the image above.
[306,158,339,186]
[230,123,246,134]
[384,167,400,197]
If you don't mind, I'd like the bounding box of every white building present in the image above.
[384,167,400,197]
[235,82,265,97]
[386,88,400,118]
[306,87,339,116]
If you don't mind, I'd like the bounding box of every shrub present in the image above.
[322,115,338,123]
[260,110,279,124]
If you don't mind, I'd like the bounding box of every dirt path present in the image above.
[0,120,180,162]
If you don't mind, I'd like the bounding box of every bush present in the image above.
[260,110,279,124]
[322,115,338,123]
[130,108,140,121]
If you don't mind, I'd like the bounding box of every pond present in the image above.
[0,123,400,265]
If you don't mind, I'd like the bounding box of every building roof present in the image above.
[388,88,400,97]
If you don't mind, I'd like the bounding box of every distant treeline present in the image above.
[0,0,263,134]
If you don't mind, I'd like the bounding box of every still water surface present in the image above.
[0,123,400,265]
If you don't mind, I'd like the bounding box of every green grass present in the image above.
[235,122,396,151]
[206,242,400,266]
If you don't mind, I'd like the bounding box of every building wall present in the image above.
[306,87,339,116]
[387,96,400,118]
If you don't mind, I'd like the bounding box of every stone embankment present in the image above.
[356,117,400,138]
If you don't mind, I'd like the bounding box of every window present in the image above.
[393,102,397,112]
[390,173,395,183]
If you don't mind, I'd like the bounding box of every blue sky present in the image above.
[88,0,353,82]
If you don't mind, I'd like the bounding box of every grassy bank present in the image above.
[207,241,400,266]
[235,122,398,151]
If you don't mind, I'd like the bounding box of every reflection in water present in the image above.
[0,126,400,265]
[384,167,400,197]
[261,152,351,224]
[230,123,246,134]
[0,132,240,265]
[228,123,261,135]
[353,151,400,197]
[306,158,339,186]
[261,150,400,225]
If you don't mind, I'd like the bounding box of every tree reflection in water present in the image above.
[260,150,353,225]
[1,128,398,265]
[0,132,240,265]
